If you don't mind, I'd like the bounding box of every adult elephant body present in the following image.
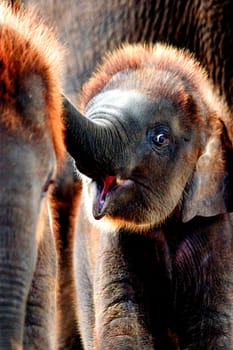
[64,43,233,349]
[0,3,65,348]
[24,0,233,112]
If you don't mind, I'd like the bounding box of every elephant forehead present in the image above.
[86,89,185,129]
[86,89,152,116]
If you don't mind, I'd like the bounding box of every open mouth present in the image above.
[93,175,133,220]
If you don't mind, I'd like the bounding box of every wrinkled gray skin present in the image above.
[24,0,233,112]
[64,44,233,349]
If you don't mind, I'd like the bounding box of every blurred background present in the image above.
[22,0,233,111]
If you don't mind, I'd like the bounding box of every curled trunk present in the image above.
[63,96,117,178]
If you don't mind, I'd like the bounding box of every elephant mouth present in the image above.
[93,175,133,220]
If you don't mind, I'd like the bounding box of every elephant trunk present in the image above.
[0,200,37,349]
[63,96,121,178]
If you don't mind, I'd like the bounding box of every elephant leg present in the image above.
[92,231,155,350]
[23,205,57,350]
[91,230,180,350]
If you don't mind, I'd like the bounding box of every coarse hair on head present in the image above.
[79,43,231,136]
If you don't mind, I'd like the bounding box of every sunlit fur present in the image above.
[79,43,229,121]
[0,2,65,163]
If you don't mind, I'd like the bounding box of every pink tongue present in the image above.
[101,175,116,199]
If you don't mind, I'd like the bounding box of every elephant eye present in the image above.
[153,131,170,147]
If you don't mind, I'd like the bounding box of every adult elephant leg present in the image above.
[23,203,57,349]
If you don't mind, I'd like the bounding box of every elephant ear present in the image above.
[182,124,233,223]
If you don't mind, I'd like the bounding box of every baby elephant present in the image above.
[64,43,233,349]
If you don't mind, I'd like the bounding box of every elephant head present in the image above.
[64,43,233,232]
[0,3,65,348]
